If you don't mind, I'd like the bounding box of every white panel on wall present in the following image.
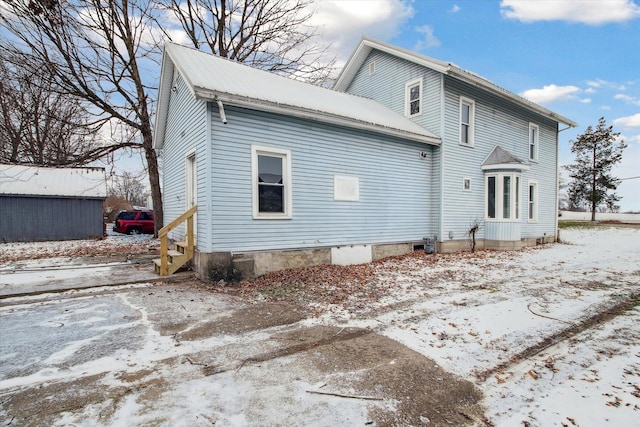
[331,245,372,266]
[334,175,360,201]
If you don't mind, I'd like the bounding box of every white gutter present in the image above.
[446,68,578,128]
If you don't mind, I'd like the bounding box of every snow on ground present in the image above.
[305,227,640,425]
[0,225,158,263]
[1,227,639,425]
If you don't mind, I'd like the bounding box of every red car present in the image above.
[113,210,154,235]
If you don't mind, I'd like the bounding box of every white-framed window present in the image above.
[405,78,422,117]
[528,180,538,222]
[485,172,521,221]
[460,97,475,147]
[251,145,292,219]
[369,61,376,75]
[463,178,471,191]
[529,123,539,162]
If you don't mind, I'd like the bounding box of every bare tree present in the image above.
[155,0,335,83]
[109,170,149,206]
[0,57,102,165]
[0,0,164,233]
[1,0,335,235]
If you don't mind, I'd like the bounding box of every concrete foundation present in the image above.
[249,248,331,277]
[372,242,414,260]
[191,235,554,281]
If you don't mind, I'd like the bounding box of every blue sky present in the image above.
[311,0,640,211]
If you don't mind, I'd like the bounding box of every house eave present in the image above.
[481,163,530,172]
[445,68,578,128]
[194,87,441,146]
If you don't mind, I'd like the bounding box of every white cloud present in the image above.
[580,98,592,104]
[627,134,640,144]
[588,79,627,90]
[619,133,640,144]
[614,94,640,106]
[585,87,596,94]
[413,24,441,51]
[500,0,640,25]
[309,0,414,61]
[614,113,640,128]
[520,84,581,104]
[450,5,461,13]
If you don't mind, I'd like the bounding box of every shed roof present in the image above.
[154,43,441,149]
[0,164,107,198]
[334,37,577,128]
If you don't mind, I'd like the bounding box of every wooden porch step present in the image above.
[156,205,197,276]
[175,240,196,253]
[167,249,185,260]
[153,256,188,275]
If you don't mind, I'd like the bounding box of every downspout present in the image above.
[216,99,228,124]
[438,74,446,250]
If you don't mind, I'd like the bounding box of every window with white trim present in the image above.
[251,146,292,219]
[486,172,521,220]
[460,97,475,146]
[405,78,422,117]
[463,178,471,191]
[369,61,376,75]
[528,180,538,222]
[529,123,539,161]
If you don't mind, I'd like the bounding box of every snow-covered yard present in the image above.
[0,227,639,426]
[361,227,640,425]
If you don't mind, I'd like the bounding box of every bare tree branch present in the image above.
[1,0,164,233]
[155,0,336,83]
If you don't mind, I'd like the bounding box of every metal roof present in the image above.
[481,146,530,171]
[154,43,441,149]
[334,37,577,128]
[0,164,107,198]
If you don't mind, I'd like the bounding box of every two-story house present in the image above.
[153,37,576,279]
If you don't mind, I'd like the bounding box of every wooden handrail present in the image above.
[159,204,198,238]
[158,205,197,276]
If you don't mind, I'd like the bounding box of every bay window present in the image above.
[485,172,521,220]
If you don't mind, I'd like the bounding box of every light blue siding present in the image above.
[346,50,443,238]
[346,50,442,137]
[208,106,435,252]
[161,72,209,247]
[485,221,522,241]
[441,76,559,242]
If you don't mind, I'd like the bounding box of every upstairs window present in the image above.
[405,78,422,117]
[486,172,521,221]
[369,61,376,75]
[252,146,292,219]
[460,97,475,146]
[529,123,539,161]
